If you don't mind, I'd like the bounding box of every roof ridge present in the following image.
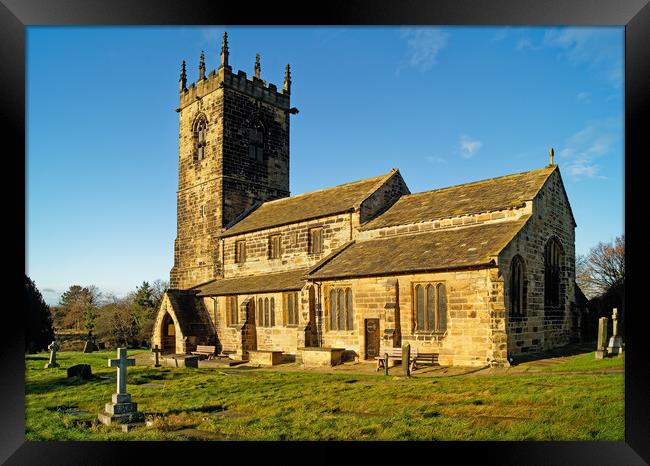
[402,165,556,199]
[258,171,389,207]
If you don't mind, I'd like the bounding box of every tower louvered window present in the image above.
[194,116,207,162]
[248,121,264,162]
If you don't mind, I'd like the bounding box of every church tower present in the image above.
[170,32,295,289]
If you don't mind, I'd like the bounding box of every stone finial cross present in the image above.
[109,347,135,395]
[254,53,261,79]
[152,344,162,367]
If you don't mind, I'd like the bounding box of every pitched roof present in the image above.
[165,289,212,335]
[221,170,395,237]
[361,166,556,231]
[194,268,309,296]
[308,219,529,280]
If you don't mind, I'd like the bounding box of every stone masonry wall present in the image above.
[358,171,410,224]
[314,268,501,367]
[210,292,305,356]
[171,66,291,290]
[222,213,355,277]
[498,169,576,356]
[357,204,531,241]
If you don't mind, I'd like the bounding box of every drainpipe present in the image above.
[314,280,323,347]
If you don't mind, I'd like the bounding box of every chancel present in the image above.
[151,33,585,368]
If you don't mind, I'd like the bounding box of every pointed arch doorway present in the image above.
[161,313,177,354]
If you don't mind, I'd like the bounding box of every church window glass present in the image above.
[309,228,324,255]
[194,115,207,162]
[510,255,526,316]
[544,238,562,309]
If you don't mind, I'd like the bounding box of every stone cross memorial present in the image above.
[606,308,623,356]
[44,340,59,368]
[152,345,162,367]
[98,347,144,426]
[595,317,608,360]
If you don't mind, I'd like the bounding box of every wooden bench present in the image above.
[375,347,404,371]
[191,345,216,360]
[410,349,439,371]
[375,347,439,372]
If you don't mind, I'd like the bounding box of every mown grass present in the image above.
[25,350,624,441]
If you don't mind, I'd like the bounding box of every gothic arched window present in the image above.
[510,255,527,317]
[437,283,447,332]
[328,287,353,331]
[329,289,337,330]
[544,238,563,310]
[193,115,208,162]
[414,282,447,332]
[248,120,264,162]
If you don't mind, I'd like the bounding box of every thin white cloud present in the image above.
[426,155,447,164]
[491,28,510,42]
[543,27,623,88]
[576,91,591,103]
[459,135,482,159]
[558,118,621,179]
[516,38,539,51]
[401,28,449,71]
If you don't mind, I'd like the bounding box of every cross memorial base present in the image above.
[595,349,607,360]
[98,393,144,425]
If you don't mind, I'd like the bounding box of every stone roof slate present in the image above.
[308,219,529,280]
[361,166,556,231]
[194,268,309,296]
[221,170,394,237]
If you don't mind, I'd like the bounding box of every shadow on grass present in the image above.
[512,341,596,365]
[25,374,112,395]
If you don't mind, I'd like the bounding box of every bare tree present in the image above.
[576,235,624,299]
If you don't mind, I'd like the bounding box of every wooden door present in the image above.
[365,319,380,359]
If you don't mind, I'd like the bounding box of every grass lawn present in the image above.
[25,349,624,441]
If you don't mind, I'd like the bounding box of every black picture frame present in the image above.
[4,0,648,464]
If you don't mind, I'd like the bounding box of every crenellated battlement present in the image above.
[179,66,291,111]
[178,31,291,112]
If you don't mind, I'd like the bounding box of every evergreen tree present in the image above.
[58,285,101,331]
[25,275,55,353]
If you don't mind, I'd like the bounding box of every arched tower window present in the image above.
[544,238,563,310]
[510,255,527,317]
[193,115,208,162]
[248,120,264,162]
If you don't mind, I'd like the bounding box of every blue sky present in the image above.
[26,26,624,305]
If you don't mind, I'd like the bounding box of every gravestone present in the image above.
[98,347,144,426]
[606,308,623,356]
[67,364,93,379]
[83,341,97,353]
[595,317,608,360]
[152,345,162,367]
[44,340,60,368]
[402,344,411,377]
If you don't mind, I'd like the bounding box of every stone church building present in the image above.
[152,34,581,367]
